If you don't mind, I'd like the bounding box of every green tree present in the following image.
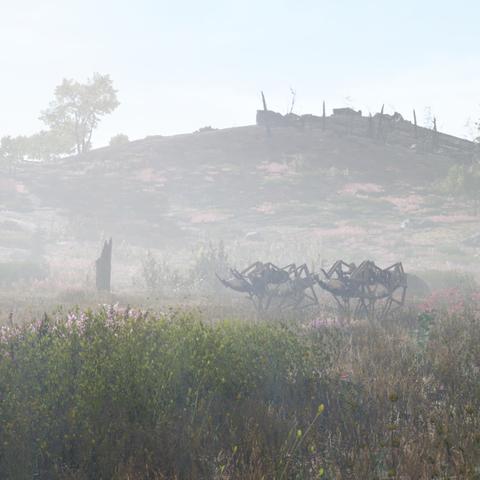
[0,131,75,165]
[442,162,480,214]
[0,135,28,169]
[40,73,119,155]
[24,130,75,161]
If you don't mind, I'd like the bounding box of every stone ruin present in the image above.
[255,99,475,160]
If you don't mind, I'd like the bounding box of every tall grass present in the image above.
[0,299,479,479]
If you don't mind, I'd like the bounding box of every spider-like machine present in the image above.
[217,261,319,314]
[219,259,407,320]
[317,260,407,321]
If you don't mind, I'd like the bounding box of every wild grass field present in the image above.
[1,119,480,479]
[1,283,480,479]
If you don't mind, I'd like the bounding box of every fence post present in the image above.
[322,100,326,130]
[261,91,268,111]
[433,117,439,150]
[413,109,418,139]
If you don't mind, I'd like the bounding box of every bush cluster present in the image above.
[0,301,479,479]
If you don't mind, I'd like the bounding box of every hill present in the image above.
[1,108,479,289]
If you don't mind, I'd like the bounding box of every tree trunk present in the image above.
[74,114,81,155]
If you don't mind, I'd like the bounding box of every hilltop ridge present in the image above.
[1,107,479,276]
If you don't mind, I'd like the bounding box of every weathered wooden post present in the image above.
[413,109,418,138]
[95,238,112,292]
[432,117,439,150]
[376,104,385,142]
[261,91,268,111]
[322,100,326,130]
[260,91,271,137]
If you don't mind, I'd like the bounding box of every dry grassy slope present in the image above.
[3,117,480,273]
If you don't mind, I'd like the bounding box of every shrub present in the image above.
[1,304,480,478]
[195,126,216,133]
[0,308,337,478]
[141,250,183,294]
[190,241,230,293]
[109,133,129,147]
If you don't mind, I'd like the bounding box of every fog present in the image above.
[1,1,480,144]
[1,3,480,478]
[1,1,479,314]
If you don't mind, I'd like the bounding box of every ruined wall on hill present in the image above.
[256,108,477,163]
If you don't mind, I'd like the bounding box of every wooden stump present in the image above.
[95,238,112,292]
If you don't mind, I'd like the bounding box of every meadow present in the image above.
[1,25,479,480]
[1,286,480,479]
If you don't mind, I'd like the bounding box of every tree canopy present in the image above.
[40,73,119,155]
[1,73,119,165]
[0,135,27,169]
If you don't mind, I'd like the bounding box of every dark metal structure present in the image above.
[217,261,318,314]
[317,260,407,321]
[219,259,407,320]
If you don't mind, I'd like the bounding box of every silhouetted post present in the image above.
[95,238,112,292]
[322,100,326,130]
[433,117,438,150]
[260,91,271,137]
[261,91,268,111]
[413,109,418,138]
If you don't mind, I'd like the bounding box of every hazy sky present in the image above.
[1,0,479,146]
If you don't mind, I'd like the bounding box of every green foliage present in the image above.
[0,131,75,164]
[142,250,182,293]
[415,311,435,349]
[0,135,28,167]
[0,309,335,479]
[109,133,129,147]
[441,162,480,213]
[1,73,119,163]
[24,129,75,161]
[1,306,480,478]
[40,73,119,155]
[141,242,232,295]
[191,241,230,291]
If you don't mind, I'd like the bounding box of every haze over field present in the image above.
[1,0,479,304]
[1,0,480,145]
[2,3,480,479]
